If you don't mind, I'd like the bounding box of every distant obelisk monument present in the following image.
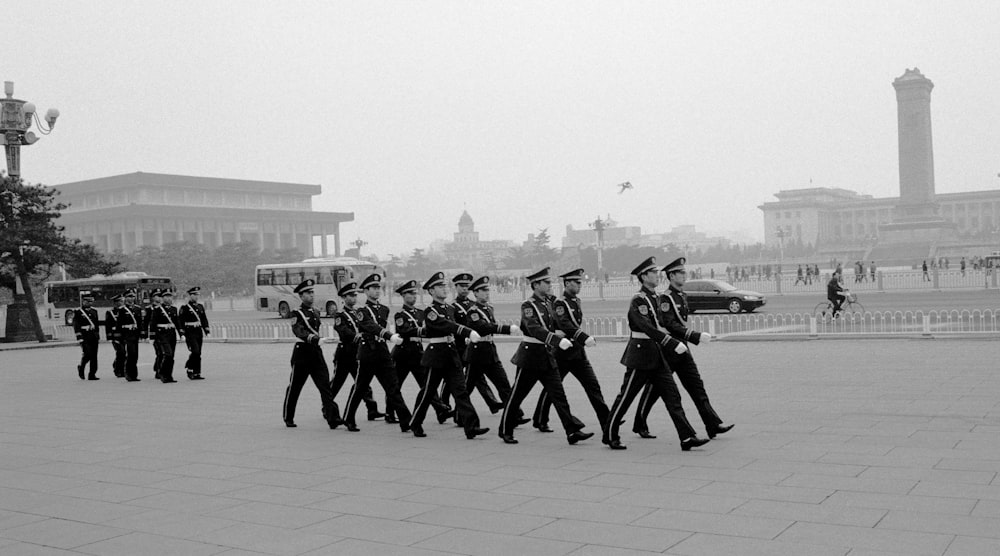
[878,68,956,242]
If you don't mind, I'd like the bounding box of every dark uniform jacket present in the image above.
[619,286,681,370]
[465,301,512,365]
[552,293,591,362]
[356,300,394,363]
[115,304,143,341]
[142,303,160,340]
[392,304,425,366]
[73,307,101,341]
[148,305,181,337]
[178,301,210,334]
[291,304,325,364]
[420,300,474,369]
[104,308,120,342]
[659,286,703,346]
[826,278,842,301]
[510,293,563,368]
[451,294,475,361]
[333,307,361,360]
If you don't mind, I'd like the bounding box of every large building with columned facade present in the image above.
[52,172,353,256]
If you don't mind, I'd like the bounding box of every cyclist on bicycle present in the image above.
[827,270,847,317]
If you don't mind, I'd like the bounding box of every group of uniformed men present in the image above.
[73,287,210,383]
[282,255,734,451]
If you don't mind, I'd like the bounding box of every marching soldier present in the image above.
[464,276,528,423]
[603,257,709,451]
[342,273,412,433]
[533,268,611,432]
[498,267,593,445]
[144,289,164,379]
[408,272,489,439]
[632,258,734,440]
[179,286,210,380]
[119,289,143,382]
[105,294,125,378]
[390,280,454,425]
[73,290,101,380]
[149,289,182,383]
[442,273,501,416]
[283,279,344,429]
[330,282,383,421]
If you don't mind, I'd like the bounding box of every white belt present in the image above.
[157,324,175,329]
[407,337,422,343]
[522,337,544,344]
[426,336,454,344]
[121,325,137,330]
[185,322,202,328]
[631,332,651,339]
[81,325,93,331]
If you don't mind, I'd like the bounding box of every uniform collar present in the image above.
[668,284,682,295]
[432,299,447,307]
[366,299,381,307]
[531,292,548,303]
[562,291,577,300]
[640,285,657,296]
[403,304,418,312]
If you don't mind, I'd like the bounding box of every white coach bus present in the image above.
[254,257,380,318]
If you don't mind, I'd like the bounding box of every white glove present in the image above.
[559,338,572,350]
[510,324,521,335]
[469,330,482,343]
[389,334,403,345]
[674,342,688,354]
[701,333,713,343]
[584,337,597,348]
[321,336,338,344]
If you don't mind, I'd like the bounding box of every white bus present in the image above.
[255,257,380,318]
[45,272,173,325]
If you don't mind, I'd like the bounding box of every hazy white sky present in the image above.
[9,1,1000,257]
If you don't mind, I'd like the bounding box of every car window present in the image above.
[685,282,703,292]
[717,281,737,292]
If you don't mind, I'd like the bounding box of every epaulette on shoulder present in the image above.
[632,293,644,300]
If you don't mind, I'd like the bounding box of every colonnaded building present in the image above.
[52,172,353,257]
[759,68,1000,264]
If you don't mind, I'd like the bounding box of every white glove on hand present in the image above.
[510,324,521,335]
[674,342,688,354]
[469,330,482,343]
[585,337,597,348]
[390,334,403,345]
[559,338,573,350]
[701,333,713,343]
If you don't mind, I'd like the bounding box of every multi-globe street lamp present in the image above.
[1,80,59,177]
[588,216,606,300]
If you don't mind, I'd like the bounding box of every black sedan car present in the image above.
[682,279,766,313]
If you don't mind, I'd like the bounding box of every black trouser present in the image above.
[122,338,140,380]
[283,343,341,426]
[391,360,450,421]
[331,354,378,416]
[534,357,610,429]
[344,357,411,430]
[111,341,125,377]
[154,332,176,382]
[604,365,695,443]
[499,362,584,438]
[830,297,844,315]
[79,336,99,377]
[633,352,722,434]
[184,329,204,376]
[152,339,163,378]
[467,356,523,419]
[410,363,481,435]
[441,354,500,410]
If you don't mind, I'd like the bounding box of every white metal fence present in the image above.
[37,309,1000,342]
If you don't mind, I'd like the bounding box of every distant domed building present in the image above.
[443,211,514,271]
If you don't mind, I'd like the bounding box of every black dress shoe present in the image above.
[345,424,360,432]
[535,425,554,433]
[78,365,85,380]
[437,409,456,424]
[88,376,100,381]
[126,377,140,382]
[384,415,399,424]
[635,430,657,439]
[516,417,531,426]
[680,436,710,451]
[500,434,518,444]
[368,411,386,421]
[192,374,205,380]
[605,439,627,450]
[412,426,426,438]
[567,430,594,445]
[285,421,297,428]
[186,370,194,379]
[161,378,177,383]
[466,427,489,439]
[707,423,734,439]
[488,404,504,415]
[328,419,344,430]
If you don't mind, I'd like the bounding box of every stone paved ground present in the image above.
[1,339,999,555]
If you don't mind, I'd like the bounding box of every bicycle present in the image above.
[813,290,865,323]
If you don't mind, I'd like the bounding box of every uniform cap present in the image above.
[125,289,137,297]
[359,273,383,290]
[395,280,419,295]
[111,294,123,302]
[423,271,446,290]
[337,282,361,297]
[662,257,686,274]
[293,279,315,295]
[80,290,95,301]
[150,289,163,298]
[186,286,201,295]
[630,256,659,276]
[451,273,473,285]
[526,267,551,284]
[559,268,585,281]
[162,289,174,297]
[470,276,490,291]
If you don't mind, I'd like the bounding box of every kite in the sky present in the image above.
[617,181,633,194]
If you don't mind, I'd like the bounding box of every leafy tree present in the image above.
[532,228,558,267]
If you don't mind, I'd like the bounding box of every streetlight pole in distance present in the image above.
[351,237,367,258]
[776,226,789,264]
[1,80,59,178]
[588,216,606,300]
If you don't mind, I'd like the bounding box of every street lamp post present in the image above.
[351,237,367,258]
[1,81,59,178]
[589,216,606,300]
[775,226,789,263]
